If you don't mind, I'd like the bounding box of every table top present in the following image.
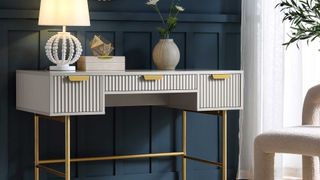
[17,69,243,76]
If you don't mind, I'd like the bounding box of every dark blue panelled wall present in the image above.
[0,0,241,179]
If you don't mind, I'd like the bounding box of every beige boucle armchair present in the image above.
[254,84,320,180]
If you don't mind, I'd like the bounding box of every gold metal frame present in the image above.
[33,110,228,180]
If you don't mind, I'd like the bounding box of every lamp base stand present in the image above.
[50,65,76,71]
[45,31,82,72]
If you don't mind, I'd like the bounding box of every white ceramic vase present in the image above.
[152,39,180,70]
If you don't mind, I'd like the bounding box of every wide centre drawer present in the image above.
[104,74,197,92]
[51,75,104,114]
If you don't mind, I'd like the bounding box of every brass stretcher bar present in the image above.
[38,152,185,164]
[36,165,65,178]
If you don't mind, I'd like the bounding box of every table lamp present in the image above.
[38,0,90,71]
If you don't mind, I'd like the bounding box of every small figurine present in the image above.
[90,35,114,57]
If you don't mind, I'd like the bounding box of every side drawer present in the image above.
[198,73,242,110]
[105,74,197,92]
[51,75,104,115]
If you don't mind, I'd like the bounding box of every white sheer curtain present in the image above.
[238,0,320,179]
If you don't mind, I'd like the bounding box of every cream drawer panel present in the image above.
[52,75,104,114]
[105,74,197,92]
[199,73,242,109]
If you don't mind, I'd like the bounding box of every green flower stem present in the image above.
[169,0,175,18]
[175,11,180,17]
[146,0,183,39]
[153,5,166,26]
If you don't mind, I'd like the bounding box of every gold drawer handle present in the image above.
[143,75,163,81]
[68,76,90,82]
[212,74,231,80]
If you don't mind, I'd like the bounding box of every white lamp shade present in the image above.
[38,0,90,26]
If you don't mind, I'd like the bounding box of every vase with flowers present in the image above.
[146,0,184,70]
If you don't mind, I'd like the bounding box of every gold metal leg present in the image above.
[222,111,228,180]
[34,115,40,180]
[182,111,187,180]
[65,116,71,180]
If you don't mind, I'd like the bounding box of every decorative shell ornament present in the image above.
[90,35,114,57]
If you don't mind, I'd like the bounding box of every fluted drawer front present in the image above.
[199,73,242,109]
[105,74,197,92]
[52,76,103,114]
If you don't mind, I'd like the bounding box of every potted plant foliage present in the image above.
[146,0,184,70]
[277,0,320,47]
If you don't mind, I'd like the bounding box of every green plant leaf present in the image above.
[167,16,177,31]
[276,0,320,48]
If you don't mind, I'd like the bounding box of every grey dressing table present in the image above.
[16,70,243,180]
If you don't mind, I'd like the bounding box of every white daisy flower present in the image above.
[175,5,185,12]
[146,0,159,5]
